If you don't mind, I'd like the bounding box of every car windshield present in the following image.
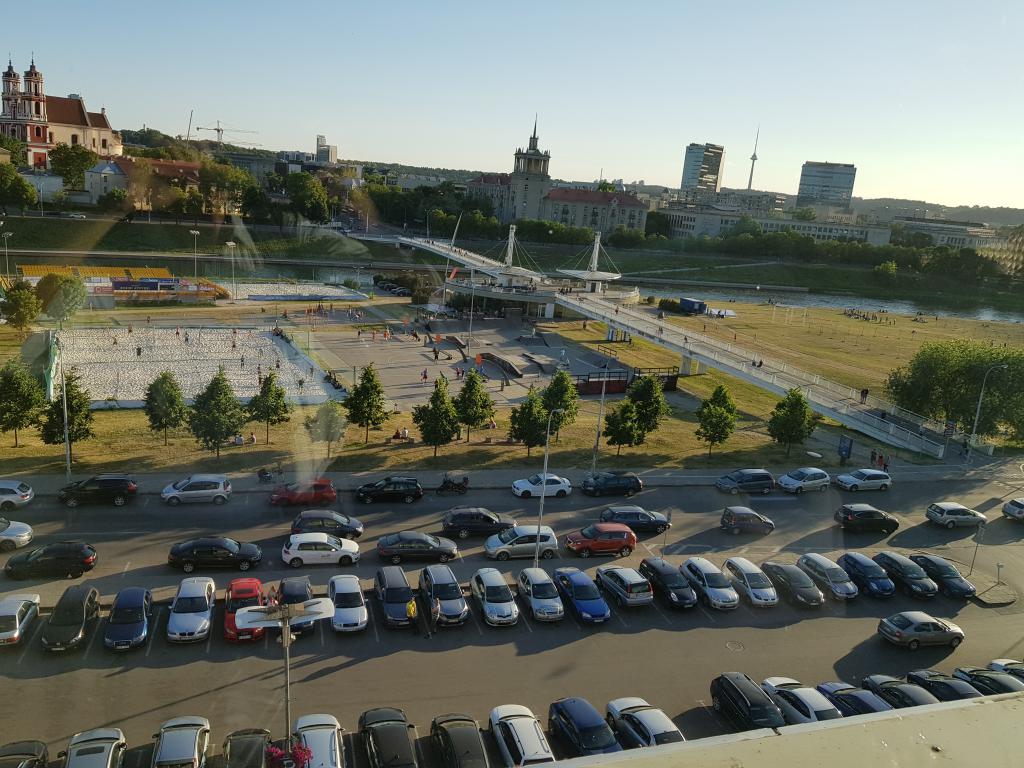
[747,572,772,589]
[50,605,83,626]
[227,595,260,612]
[929,562,959,577]
[826,568,850,583]
[861,563,888,578]
[579,525,599,539]
[434,582,462,600]
[385,587,413,603]
[573,582,600,600]
[485,585,513,602]
[749,706,783,726]
[527,474,542,485]
[0,616,17,631]
[851,471,868,480]
[172,478,191,490]
[815,709,842,721]
[174,596,209,613]
[423,534,441,547]
[904,565,928,579]
[704,571,731,588]
[497,528,519,543]
[532,582,558,599]
[109,605,145,624]
[785,569,814,588]
[579,725,617,751]
[888,614,912,629]
[333,591,363,608]
[654,731,684,745]
[221,539,240,553]
[789,470,808,480]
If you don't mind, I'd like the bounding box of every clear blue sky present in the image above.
[10,0,1022,207]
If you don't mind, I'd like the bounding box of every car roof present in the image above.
[424,564,458,582]
[183,474,227,483]
[724,557,761,574]
[606,505,647,515]
[641,557,676,575]
[786,687,837,710]
[112,587,149,606]
[552,698,603,727]
[290,532,336,543]
[878,550,914,565]
[295,714,340,731]
[176,578,214,598]
[894,611,936,624]
[592,522,631,532]
[598,566,645,583]
[475,568,507,587]
[723,506,758,516]
[843,503,881,512]
[362,707,407,726]
[297,510,345,520]
[328,574,361,591]
[910,553,951,568]
[520,567,553,583]
[397,531,428,542]
[378,566,409,583]
[0,742,47,760]
[69,729,124,748]
[510,524,554,535]
[280,577,312,595]
[932,501,969,511]
[228,578,262,595]
[491,704,535,722]
[56,584,95,605]
[840,552,875,566]
[685,557,721,573]
[791,467,823,474]
[800,553,838,567]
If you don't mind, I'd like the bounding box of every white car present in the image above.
[327,575,368,632]
[488,706,554,768]
[761,677,843,724]
[282,533,360,568]
[925,501,987,529]
[63,729,126,768]
[516,568,564,622]
[511,473,572,498]
[67,213,87,219]
[777,467,830,494]
[834,469,891,491]
[0,479,35,511]
[0,593,40,645]
[167,578,216,642]
[152,717,210,768]
[605,697,684,747]
[1002,499,1024,520]
[293,715,345,768]
[724,557,778,607]
[0,516,33,551]
[987,659,1024,681]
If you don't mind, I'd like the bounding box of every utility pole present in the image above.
[226,241,237,302]
[533,408,564,569]
[967,364,1008,463]
[189,230,200,280]
[2,231,11,277]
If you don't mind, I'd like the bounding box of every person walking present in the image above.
[430,597,441,637]
[883,455,890,472]
[406,596,419,636]
[870,449,877,466]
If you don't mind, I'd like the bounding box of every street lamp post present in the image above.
[225,241,237,302]
[533,408,564,569]
[2,232,11,278]
[189,230,200,280]
[54,338,72,481]
[967,364,1008,462]
[467,268,475,349]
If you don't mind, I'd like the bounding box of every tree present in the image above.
[603,400,644,455]
[143,371,187,445]
[453,369,495,442]
[625,375,668,439]
[97,187,130,213]
[0,359,45,447]
[241,186,272,223]
[156,185,186,224]
[700,384,738,418]
[188,367,246,457]
[305,400,346,458]
[695,404,735,456]
[184,187,204,224]
[792,207,817,221]
[541,370,579,440]
[767,388,820,456]
[39,368,94,463]
[247,371,291,444]
[412,377,460,457]
[342,364,388,443]
[0,135,27,166]
[596,180,616,192]
[286,171,330,223]
[873,260,898,281]
[508,385,548,457]
[0,163,37,213]
[48,143,98,189]
[645,210,671,238]
[0,279,42,335]
[39,275,86,328]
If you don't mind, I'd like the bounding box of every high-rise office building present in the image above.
[315,134,338,164]
[796,161,856,207]
[680,142,725,192]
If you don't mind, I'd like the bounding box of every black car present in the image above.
[720,506,775,535]
[41,584,100,652]
[275,577,316,635]
[104,587,153,650]
[909,554,976,598]
[873,551,938,598]
[599,505,670,534]
[376,531,457,564]
[359,708,418,768]
[57,474,137,508]
[905,670,983,701]
[814,683,894,716]
[761,561,824,607]
[375,567,414,628]
[0,741,48,768]
[581,471,643,497]
[441,507,514,539]
[638,557,697,608]
[222,729,270,768]
[4,541,97,579]
[833,503,899,534]
[290,510,364,539]
[167,537,262,573]
[862,675,940,708]
[710,672,785,731]
[430,715,488,768]
[356,477,424,505]
[836,552,895,597]
[953,667,1024,694]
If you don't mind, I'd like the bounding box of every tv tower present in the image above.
[746,126,759,191]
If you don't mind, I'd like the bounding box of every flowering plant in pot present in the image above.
[266,744,312,768]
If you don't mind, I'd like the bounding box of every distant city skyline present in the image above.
[6,0,1022,208]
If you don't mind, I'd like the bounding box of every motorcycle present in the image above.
[258,466,283,484]
[436,473,469,496]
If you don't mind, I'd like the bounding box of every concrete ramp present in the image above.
[538,332,563,348]
[523,353,561,374]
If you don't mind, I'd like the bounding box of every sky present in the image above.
[7,0,1023,207]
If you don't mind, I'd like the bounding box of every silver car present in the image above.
[777,467,830,494]
[161,475,231,506]
[516,568,564,622]
[724,557,778,607]
[488,706,554,768]
[167,578,216,642]
[877,611,964,650]
[293,715,345,768]
[1003,498,1024,520]
[797,553,858,600]
[595,565,654,608]
[152,717,210,768]
[682,557,739,610]
[471,568,519,626]
[484,525,557,561]
[328,575,368,633]
[834,469,891,491]
[0,516,33,552]
[605,697,684,747]
[62,729,126,768]
[0,592,40,645]
[926,501,987,529]
[760,678,842,724]
[0,480,34,511]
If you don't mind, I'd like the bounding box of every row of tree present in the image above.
[695,383,820,457]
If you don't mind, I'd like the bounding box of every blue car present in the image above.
[837,552,895,597]
[553,568,610,624]
[815,682,894,716]
[548,698,622,757]
[104,587,153,650]
[275,577,315,635]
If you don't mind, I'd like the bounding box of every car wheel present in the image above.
[795,487,804,495]
[496,551,510,561]
[113,494,126,506]
[390,555,402,564]
[0,540,14,552]
[729,488,739,495]
[0,501,13,512]
[65,497,79,508]
[625,489,634,497]
[340,555,353,566]
[542,549,555,560]
[238,560,251,571]
[520,491,531,498]
[579,549,591,559]
[214,496,227,506]
[361,496,373,504]
[880,484,889,491]
[764,525,774,534]
[819,484,828,492]
[403,495,415,504]
[617,594,626,607]
[288,557,303,568]
[701,593,710,607]
[167,497,181,506]
[907,639,920,651]
[69,570,83,579]
[849,485,859,492]
[458,529,470,539]
[618,546,632,557]
[656,524,667,534]
[438,554,451,563]
[950,636,962,648]
[761,487,771,495]
[556,490,567,498]
[182,562,195,573]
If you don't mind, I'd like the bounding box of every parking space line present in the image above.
[145,609,162,656]
[85,623,102,657]
[468,607,484,636]
[615,609,629,628]
[519,610,533,633]
[346,734,361,768]
[18,621,44,662]
[696,602,717,623]
[649,600,673,625]
[121,561,131,575]
[319,621,326,648]
[366,603,380,643]
[205,629,213,654]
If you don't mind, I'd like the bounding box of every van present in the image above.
[710,672,785,730]
[716,469,775,495]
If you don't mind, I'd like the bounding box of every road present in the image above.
[2,477,1023,757]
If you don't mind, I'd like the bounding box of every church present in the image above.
[1,59,123,169]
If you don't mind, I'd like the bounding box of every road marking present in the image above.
[142,497,150,507]
[366,602,380,643]
[85,623,102,656]
[519,610,533,633]
[468,607,485,636]
[319,621,326,648]
[346,734,361,768]
[145,609,162,657]
[696,602,717,623]
[615,609,630,628]
[18,620,44,663]
[205,629,213,654]
[121,561,131,575]
[649,600,673,625]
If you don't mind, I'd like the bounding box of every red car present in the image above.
[270,479,337,507]
[564,522,637,558]
[224,578,266,642]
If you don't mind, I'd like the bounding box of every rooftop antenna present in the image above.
[747,126,760,191]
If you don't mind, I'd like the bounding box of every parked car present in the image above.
[834,469,891,492]
[161,475,231,506]
[873,551,938,597]
[564,523,636,558]
[4,541,97,579]
[877,610,964,650]
[281,533,359,568]
[293,716,345,768]
[442,507,514,539]
[905,670,983,701]
[359,708,417,768]
[104,587,153,650]
[926,501,987,529]
[376,531,458,564]
[548,698,622,757]
[328,574,368,632]
[0,741,47,768]
[987,659,1024,681]
[167,537,262,573]
[638,557,697,608]
[777,467,830,494]
[152,718,210,768]
[553,567,611,624]
[833,503,899,534]
[516,568,564,622]
[272,577,316,635]
[598,505,669,533]
[0,516,33,552]
[0,592,39,645]
[797,553,858,600]
[709,672,785,730]
[60,730,125,768]
[488,706,554,768]
[836,552,895,597]
[355,477,423,505]
[724,557,778,607]
[58,474,137,508]
[471,568,519,626]
[41,585,100,652]
[761,562,824,607]
[581,471,642,497]
[167,578,216,643]
[605,698,684,748]
[291,510,364,539]
[418,564,468,627]
[1002,498,1024,520]
[908,554,976,598]
[223,578,265,642]
[430,715,488,768]
[512,473,571,498]
[861,675,939,708]
[719,506,775,535]
[760,678,842,724]
[374,566,414,628]
[715,469,774,495]
[484,525,557,561]
[222,729,270,768]
[270,479,337,507]
[814,682,894,716]
[682,557,739,610]
[952,667,1024,694]
[595,566,654,608]
[0,480,34,511]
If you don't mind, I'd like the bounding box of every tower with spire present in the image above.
[507,116,552,223]
[746,127,759,191]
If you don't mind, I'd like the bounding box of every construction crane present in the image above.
[195,120,260,147]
